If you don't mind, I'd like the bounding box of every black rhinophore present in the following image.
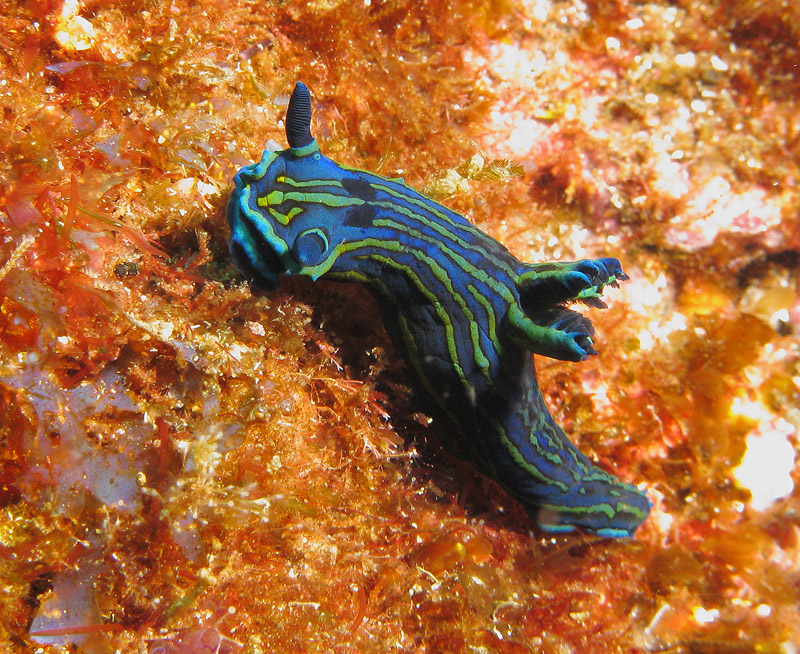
[285,81,314,148]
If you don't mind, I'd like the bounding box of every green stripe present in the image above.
[367,181,518,278]
[261,190,364,210]
[278,176,344,189]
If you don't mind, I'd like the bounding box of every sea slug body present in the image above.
[227,82,650,537]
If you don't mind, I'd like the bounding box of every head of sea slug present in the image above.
[227,81,328,291]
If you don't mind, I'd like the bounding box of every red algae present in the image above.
[1,0,799,652]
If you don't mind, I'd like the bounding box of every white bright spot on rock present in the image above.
[55,0,96,51]
[665,177,783,251]
[733,418,796,511]
[197,181,218,196]
[490,113,548,159]
[247,321,266,336]
[649,137,690,199]
[690,99,707,113]
[693,607,720,624]
[655,510,673,532]
[524,0,551,21]
[636,313,687,350]
[487,43,548,84]
[174,178,196,194]
[730,396,773,422]
[711,55,729,71]
[625,271,669,314]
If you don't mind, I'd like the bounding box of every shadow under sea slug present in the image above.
[227,82,651,537]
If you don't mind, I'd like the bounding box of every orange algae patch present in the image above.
[1,0,799,652]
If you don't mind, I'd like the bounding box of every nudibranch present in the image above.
[227,82,650,537]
